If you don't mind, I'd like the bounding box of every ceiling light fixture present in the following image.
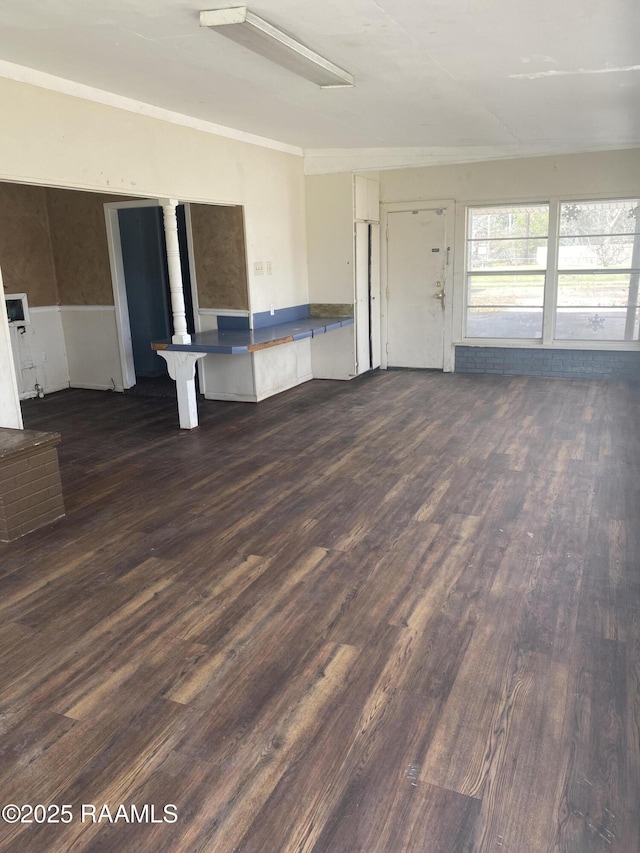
[199,7,355,88]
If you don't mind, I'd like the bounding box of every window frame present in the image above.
[462,195,640,351]
[464,202,550,342]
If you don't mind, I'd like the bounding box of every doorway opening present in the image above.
[355,221,381,374]
[105,200,196,392]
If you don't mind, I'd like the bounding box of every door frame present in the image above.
[354,221,381,374]
[104,198,200,389]
[380,199,456,372]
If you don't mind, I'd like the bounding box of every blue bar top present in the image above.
[152,316,354,355]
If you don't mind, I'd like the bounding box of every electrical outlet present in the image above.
[266,261,273,275]
[42,351,48,362]
[269,304,275,316]
[253,261,264,276]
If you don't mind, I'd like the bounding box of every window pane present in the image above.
[466,307,542,339]
[557,273,636,307]
[560,199,640,237]
[558,235,636,269]
[469,238,547,271]
[468,274,545,307]
[466,206,548,340]
[555,308,634,341]
[469,205,549,240]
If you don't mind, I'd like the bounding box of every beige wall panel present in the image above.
[305,173,354,304]
[379,149,640,204]
[0,182,58,306]
[45,188,126,306]
[191,204,248,310]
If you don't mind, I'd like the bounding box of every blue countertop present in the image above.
[152,316,353,355]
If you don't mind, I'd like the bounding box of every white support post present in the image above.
[160,198,191,345]
[156,351,207,429]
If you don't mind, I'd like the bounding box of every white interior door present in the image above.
[386,208,446,369]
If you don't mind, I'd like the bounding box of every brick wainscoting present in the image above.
[455,347,640,381]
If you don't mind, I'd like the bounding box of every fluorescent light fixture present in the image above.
[199,7,355,88]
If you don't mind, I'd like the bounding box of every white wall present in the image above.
[0,75,309,404]
[61,306,123,391]
[7,304,121,400]
[245,159,309,316]
[10,306,69,399]
[306,173,354,305]
[31,308,69,394]
[201,353,256,402]
[379,148,640,206]
[311,325,356,381]
[253,340,313,402]
[305,173,357,379]
[0,76,297,204]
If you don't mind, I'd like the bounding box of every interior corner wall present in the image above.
[253,339,313,401]
[242,152,309,318]
[0,75,309,403]
[305,173,354,305]
[61,306,123,392]
[305,173,357,380]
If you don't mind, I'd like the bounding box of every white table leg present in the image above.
[156,351,207,429]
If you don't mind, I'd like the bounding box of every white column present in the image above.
[156,350,207,429]
[160,198,191,345]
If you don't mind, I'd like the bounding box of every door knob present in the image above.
[434,291,444,300]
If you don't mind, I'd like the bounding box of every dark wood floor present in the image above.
[1,371,639,852]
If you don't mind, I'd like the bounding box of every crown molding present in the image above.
[0,60,303,158]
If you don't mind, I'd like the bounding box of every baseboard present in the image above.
[70,382,120,392]
[47,380,72,394]
[203,391,258,402]
[19,379,70,400]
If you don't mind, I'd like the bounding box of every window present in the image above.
[557,200,640,341]
[465,199,640,344]
[466,205,548,339]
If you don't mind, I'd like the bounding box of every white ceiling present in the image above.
[0,0,639,171]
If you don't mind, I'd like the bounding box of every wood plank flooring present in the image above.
[0,371,639,852]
